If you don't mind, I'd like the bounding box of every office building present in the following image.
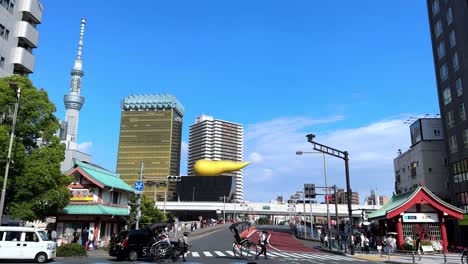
[427,0,468,207]
[394,118,449,199]
[188,115,244,201]
[330,188,359,205]
[364,189,389,206]
[0,0,43,77]
[116,94,184,201]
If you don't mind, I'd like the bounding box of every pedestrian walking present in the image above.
[82,227,88,247]
[416,234,422,261]
[256,231,268,259]
[88,230,95,251]
[51,229,57,242]
[180,232,190,262]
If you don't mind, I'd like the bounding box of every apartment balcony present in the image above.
[11,47,35,73]
[16,21,39,47]
[17,0,43,24]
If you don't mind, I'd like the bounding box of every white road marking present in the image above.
[214,251,225,256]
[191,252,200,257]
[203,251,213,257]
[225,250,235,256]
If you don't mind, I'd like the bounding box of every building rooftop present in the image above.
[122,94,185,116]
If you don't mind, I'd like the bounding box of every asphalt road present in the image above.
[15,225,381,264]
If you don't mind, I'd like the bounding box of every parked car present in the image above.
[0,226,57,263]
[109,223,168,261]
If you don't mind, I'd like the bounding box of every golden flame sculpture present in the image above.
[194,160,251,176]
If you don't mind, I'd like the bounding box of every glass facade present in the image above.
[116,109,183,200]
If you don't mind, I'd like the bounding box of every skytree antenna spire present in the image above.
[64,18,87,148]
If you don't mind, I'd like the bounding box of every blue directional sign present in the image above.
[134,181,144,191]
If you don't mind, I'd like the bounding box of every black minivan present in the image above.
[109,229,154,261]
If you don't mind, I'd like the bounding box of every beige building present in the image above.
[116,94,184,201]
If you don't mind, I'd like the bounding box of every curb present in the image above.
[240,226,256,238]
[190,223,230,238]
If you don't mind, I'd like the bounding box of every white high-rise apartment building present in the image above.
[188,115,244,201]
[0,0,43,77]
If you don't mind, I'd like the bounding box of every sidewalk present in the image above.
[349,252,460,264]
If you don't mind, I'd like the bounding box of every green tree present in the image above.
[256,217,269,225]
[127,195,167,228]
[0,76,71,221]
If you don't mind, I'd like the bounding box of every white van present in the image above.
[0,226,56,263]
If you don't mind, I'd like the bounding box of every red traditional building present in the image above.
[368,186,462,252]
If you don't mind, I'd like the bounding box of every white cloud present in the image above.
[242,116,411,202]
[249,152,263,163]
[77,141,93,153]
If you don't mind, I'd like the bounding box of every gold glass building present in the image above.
[116,94,184,201]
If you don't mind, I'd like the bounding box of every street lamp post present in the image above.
[220,196,227,223]
[305,133,354,255]
[0,82,21,225]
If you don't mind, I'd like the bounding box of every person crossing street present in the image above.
[256,230,268,259]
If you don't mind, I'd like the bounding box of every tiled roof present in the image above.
[62,204,129,216]
[72,159,134,192]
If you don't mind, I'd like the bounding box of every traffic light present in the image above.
[304,184,316,198]
[167,175,182,182]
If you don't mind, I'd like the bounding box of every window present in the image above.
[0,57,4,68]
[8,1,13,12]
[435,20,443,37]
[447,111,454,128]
[5,231,21,241]
[440,64,448,81]
[4,29,8,40]
[464,130,468,148]
[0,231,4,241]
[112,192,119,204]
[460,103,466,121]
[449,135,458,153]
[453,52,460,71]
[0,24,4,38]
[24,232,38,242]
[432,0,440,16]
[447,7,453,25]
[457,78,463,96]
[437,42,445,59]
[450,30,456,47]
[443,87,452,105]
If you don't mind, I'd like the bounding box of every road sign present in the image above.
[304,184,316,198]
[134,181,144,191]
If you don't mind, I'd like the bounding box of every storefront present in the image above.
[52,159,134,246]
[368,186,462,252]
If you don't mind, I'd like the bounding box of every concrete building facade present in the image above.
[426,0,468,210]
[188,115,244,201]
[0,0,43,77]
[331,188,359,205]
[116,94,184,201]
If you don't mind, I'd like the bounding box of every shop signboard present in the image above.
[70,189,94,201]
[263,206,270,210]
[402,213,439,223]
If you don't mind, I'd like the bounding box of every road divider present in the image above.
[240,225,256,238]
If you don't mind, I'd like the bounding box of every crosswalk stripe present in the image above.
[191,252,200,257]
[269,251,291,258]
[203,251,213,257]
[225,251,235,256]
[214,251,226,256]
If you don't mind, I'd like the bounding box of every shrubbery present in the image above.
[256,217,269,225]
[56,243,87,257]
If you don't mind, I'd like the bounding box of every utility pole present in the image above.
[303,186,306,238]
[323,154,332,251]
[333,185,340,248]
[135,162,144,230]
[192,186,195,201]
[0,83,20,225]
[310,198,313,238]
[220,196,226,223]
[163,191,167,215]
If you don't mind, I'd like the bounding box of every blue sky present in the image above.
[31,0,440,202]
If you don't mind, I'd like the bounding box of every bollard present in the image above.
[443,250,447,264]
[412,251,415,264]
